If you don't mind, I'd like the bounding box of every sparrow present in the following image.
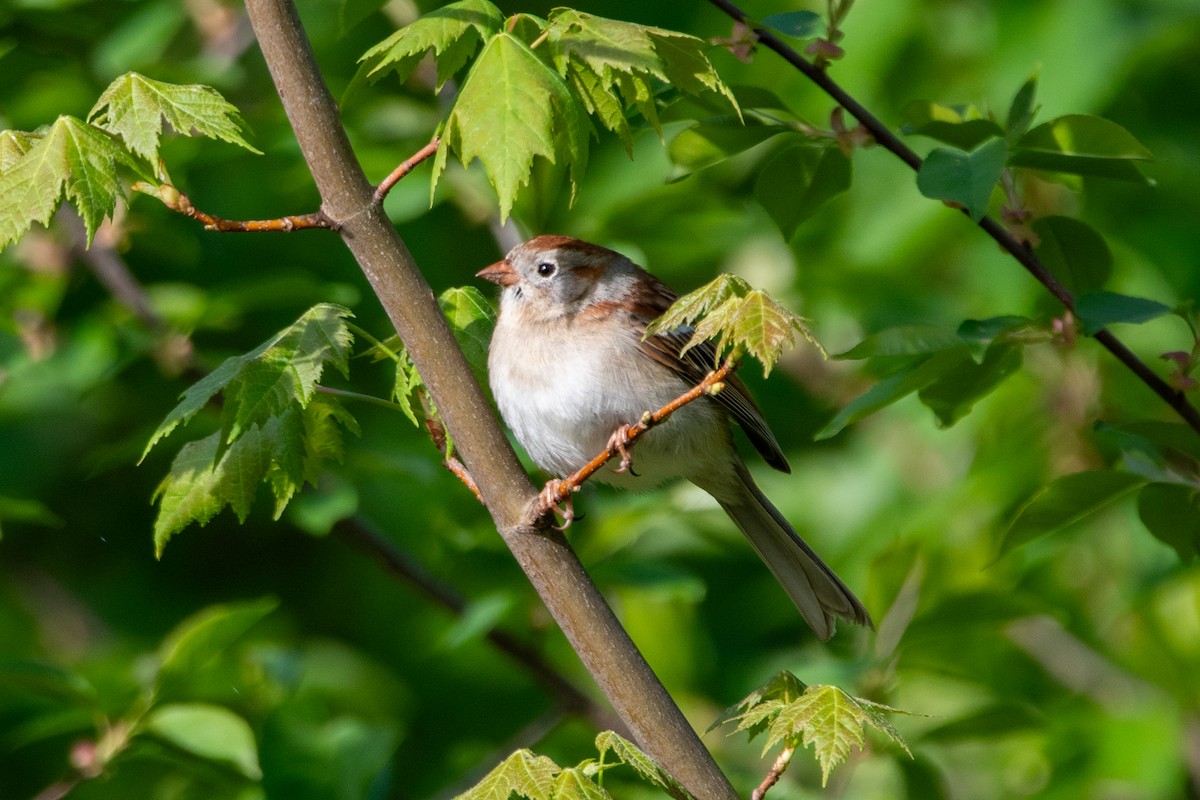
[478,235,870,639]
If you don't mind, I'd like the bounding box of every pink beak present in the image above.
[476,259,518,287]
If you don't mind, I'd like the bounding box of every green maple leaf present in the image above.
[152,398,358,555]
[455,749,560,800]
[152,425,270,554]
[593,731,693,800]
[0,129,39,172]
[438,31,589,221]
[144,305,358,553]
[709,673,912,787]
[645,274,824,376]
[553,768,612,800]
[88,72,260,172]
[0,116,138,249]
[545,9,738,139]
[361,0,503,90]
[708,670,808,737]
[142,303,354,459]
[563,57,632,152]
[772,685,913,786]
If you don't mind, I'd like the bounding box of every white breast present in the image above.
[488,307,731,487]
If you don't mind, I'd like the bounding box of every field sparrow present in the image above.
[479,235,871,639]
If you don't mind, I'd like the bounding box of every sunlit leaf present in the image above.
[0,129,39,172]
[89,72,260,170]
[144,703,261,778]
[439,285,494,379]
[594,731,692,800]
[360,0,502,89]
[742,684,914,787]
[455,749,559,800]
[553,767,612,800]
[916,137,1008,221]
[998,470,1147,557]
[0,116,137,250]
[708,670,807,736]
[441,32,588,221]
[142,304,354,459]
[646,274,822,376]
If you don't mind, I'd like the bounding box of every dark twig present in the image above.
[374,137,441,204]
[705,0,1200,435]
[333,517,623,733]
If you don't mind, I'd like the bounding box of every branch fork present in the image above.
[147,137,440,232]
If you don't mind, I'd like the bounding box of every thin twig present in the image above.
[540,360,736,515]
[332,517,623,733]
[705,0,1200,435]
[373,137,440,204]
[150,185,338,231]
[751,746,794,800]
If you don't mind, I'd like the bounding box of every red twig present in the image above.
[374,137,441,204]
[152,185,337,231]
[751,747,794,800]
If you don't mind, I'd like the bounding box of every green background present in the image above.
[1,0,1198,798]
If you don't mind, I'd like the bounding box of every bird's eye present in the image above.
[536,261,556,277]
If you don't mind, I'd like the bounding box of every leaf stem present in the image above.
[704,0,1200,436]
[315,385,408,414]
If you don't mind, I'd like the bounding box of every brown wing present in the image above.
[630,272,791,474]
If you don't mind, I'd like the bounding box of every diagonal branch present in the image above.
[705,0,1200,435]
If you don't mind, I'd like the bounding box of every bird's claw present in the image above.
[607,424,639,476]
[539,479,577,530]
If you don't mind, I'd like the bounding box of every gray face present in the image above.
[502,238,631,318]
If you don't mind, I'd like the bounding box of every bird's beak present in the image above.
[476,259,518,287]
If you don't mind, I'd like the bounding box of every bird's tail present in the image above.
[714,462,872,640]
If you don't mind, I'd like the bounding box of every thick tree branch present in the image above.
[706,0,1200,434]
[241,2,737,797]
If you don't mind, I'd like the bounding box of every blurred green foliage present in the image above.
[2,0,1199,799]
